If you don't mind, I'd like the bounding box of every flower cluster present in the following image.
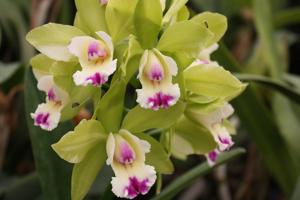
[26,0,246,199]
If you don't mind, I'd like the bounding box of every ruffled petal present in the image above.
[211,124,234,151]
[136,83,180,110]
[72,59,116,86]
[136,50,180,110]
[111,165,156,199]
[31,102,62,131]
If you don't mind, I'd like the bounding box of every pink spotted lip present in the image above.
[34,113,50,127]
[124,177,150,199]
[85,72,108,86]
[148,63,164,81]
[147,92,175,110]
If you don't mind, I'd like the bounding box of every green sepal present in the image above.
[122,101,186,133]
[169,116,216,160]
[157,20,214,57]
[135,132,174,174]
[71,143,107,200]
[134,0,162,48]
[51,119,107,164]
[26,23,85,61]
[184,64,247,101]
[162,0,188,25]
[105,0,138,43]
[192,12,228,47]
[75,0,107,35]
[95,78,127,132]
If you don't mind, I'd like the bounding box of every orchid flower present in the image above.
[194,103,234,151]
[136,49,180,110]
[106,130,156,199]
[191,43,219,66]
[205,149,220,166]
[68,31,117,87]
[31,75,68,131]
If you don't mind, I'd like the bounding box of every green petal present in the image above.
[135,133,174,174]
[184,64,247,101]
[192,12,228,47]
[26,23,85,61]
[75,0,107,34]
[51,119,107,163]
[134,0,162,48]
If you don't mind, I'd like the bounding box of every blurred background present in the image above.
[1,0,300,199]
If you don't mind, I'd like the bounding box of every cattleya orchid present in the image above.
[106,130,156,199]
[68,31,117,87]
[25,0,247,199]
[136,49,180,110]
[31,75,68,131]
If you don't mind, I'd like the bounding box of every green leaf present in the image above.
[52,119,107,163]
[274,7,300,28]
[191,11,228,46]
[26,23,85,61]
[134,0,162,48]
[151,148,245,200]
[135,133,174,174]
[236,73,300,106]
[272,94,300,161]
[184,64,247,101]
[25,68,72,200]
[75,0,107,34]
[253,0,282,78]
[170,116,216,160]
[162,0,188,25]
[157,20,214,57]
[95,79,127,132]
[72,143,107,200]
[105,0,138,43]
[0,62,21,84]
[122,101,186,133]
[291,176,300,200]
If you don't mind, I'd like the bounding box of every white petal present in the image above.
[198,43,219,61]
[37,75,69,104]
[96,31,114,55]
[31,102,62,131]
[199,103,234,128]
[211,124,234,151]
[137,50,149,79]
[106,133,115,165]
[163,55,178,76]
[68,36,92,57]
[73,69,108,87]
[111,164,156,199]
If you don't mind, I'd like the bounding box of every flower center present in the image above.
[115,140,136,165]
[87,42,108,62]
[148,63,164,81]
